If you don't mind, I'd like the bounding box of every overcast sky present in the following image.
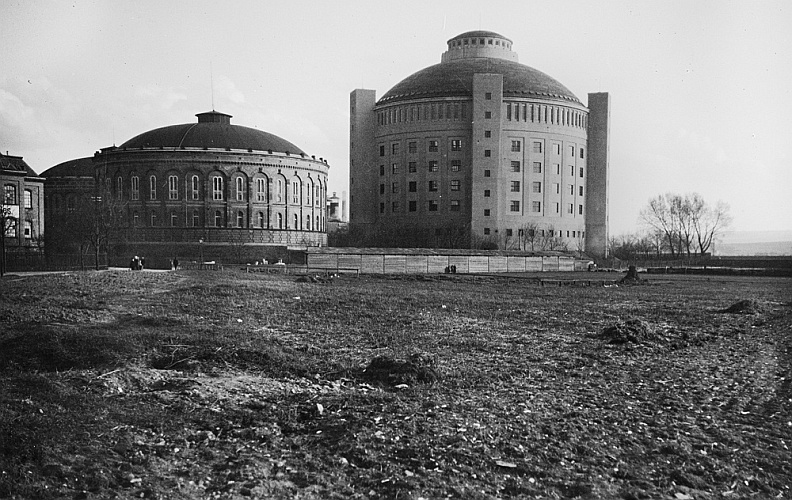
[1,0,790,235]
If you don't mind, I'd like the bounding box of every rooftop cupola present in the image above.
[196,111,232,124]
[441,30,519,63]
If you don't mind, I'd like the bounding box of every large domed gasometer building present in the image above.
[44,111,330,267]
[350,31,610,256]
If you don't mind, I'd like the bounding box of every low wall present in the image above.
[306,251,579,274]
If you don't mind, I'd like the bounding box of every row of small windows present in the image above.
[481,202,584,215]
[107,174,324,206]
[377,102,467,126]
[130,209,324,231]
[504,102,587,128]
[379,139,463,157]
[450,38,511,49]
[483,228,585,238]
[3,185,34,208]
[380,200,462,213]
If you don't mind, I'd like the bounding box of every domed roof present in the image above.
[448,30,512,44]
[119,111,305,155]
[40,157,95,178]
[379,58,580,105]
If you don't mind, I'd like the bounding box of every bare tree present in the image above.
[640,194,679,258]
[689,195,731,255]
[518,222,540,251]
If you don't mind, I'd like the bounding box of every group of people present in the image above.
[129,256,146,270]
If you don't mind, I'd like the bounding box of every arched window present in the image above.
[293,213,299,229]
[256,178,267,202]
[276,179,284,203]
[305,180,312,205]
[277,213,283,229]
[149,175,157,200]
[170,212,178,226]
[191,175,200,200]
[235,177,244,201]
[212,176,224,200]
[168,175,178,200]
[236,211,244,227]
[150,211,157,226]
[214,210,223,227]
[315,215,320,232]
[306,215,311,230]
[192,210,200,227]
[24,189,32,209]
[117,177,123,198]
[131,176,139,200]
[291,180,300,204]
[257,212,264,228]
[132,211,139,226]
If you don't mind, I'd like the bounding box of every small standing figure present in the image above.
[173,258,179,270]
[140,257,146,270]
[130,256,137,271]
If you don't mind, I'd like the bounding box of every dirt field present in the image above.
[1,269,790,499]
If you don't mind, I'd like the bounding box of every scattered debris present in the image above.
[720,299,763,314]
[597,319,657,344]
[361,353,438,386]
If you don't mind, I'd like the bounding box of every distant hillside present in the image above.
[715,231,792,256]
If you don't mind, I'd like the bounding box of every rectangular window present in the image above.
[554,183,560,194]
[392,182,399,193]
[23,190,32,209]
[506,104,512,120]
[451,160,461,172]
[131,176,139,200]
[380,184,385,195]
[392,163,398,174]
[533,201,542,213]
[428,140,439,152]
[533,182,542,193]
[392,143,399,155]
[511,140,521,152]
[485,92,492,100]
[408,141,417,154]
[451,139,462,151]
[580,167,584,178]
[117,177,123,198]
[580,148,585,159]
[392,201,400,212]
[484,209,491,216]
[484,150,491,157]
[554,202,560,214]
[3,185,16,205]
[409,200,417,212]
[484,169,491,177]
[568,203,574,214]
[506,229,513,237]
[484,228,490,235]
[570,184,575,195]
[570,165,575,176]
[533,142,543,153]
[510,201,520,212]
[408,161,417,173]
[554,144,561,155]
[380,165,385,176]
[380,203,385,213]
[23,220,32,238]
[484,189,491,197]
[484,130,491,138]
[450,180,460,191]
[484,111,492,119]
[533,162,542,173]
[379,145,385,156]
[554,164,561,175]
[428,160,439,172]
[450,200,460,212]
[579,186,584,196]
[510,181,520,192]
[428,180,438,192]
[409,181,417,192]
[510,161,521,172]
[428,200,438,211]
[579,204,584,215]
[569,145,575,157]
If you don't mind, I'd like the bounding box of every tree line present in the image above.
[611,192,731,261]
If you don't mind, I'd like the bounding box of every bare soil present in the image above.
[1,270,791,499]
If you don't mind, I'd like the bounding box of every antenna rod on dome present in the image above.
[210,60,215,111]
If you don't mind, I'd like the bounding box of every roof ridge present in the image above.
[177,123,198,148]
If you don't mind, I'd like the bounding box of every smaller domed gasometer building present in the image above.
[44,111,330,267]
[350,31,610,257]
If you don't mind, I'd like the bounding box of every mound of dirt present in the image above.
[361,354,439,386]
[720,299,763,314]
[597,319,657,344]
